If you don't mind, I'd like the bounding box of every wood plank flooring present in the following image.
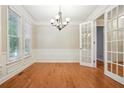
[97,60,104,70]
[0,63,124,88]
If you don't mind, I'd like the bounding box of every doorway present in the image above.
[95,14,104,70]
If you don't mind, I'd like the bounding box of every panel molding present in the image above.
[0,52,34,85]
[33,49,80,63]
[0,61,33,85]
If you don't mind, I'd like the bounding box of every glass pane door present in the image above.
[80,21,95,67]
[105,5,124,85]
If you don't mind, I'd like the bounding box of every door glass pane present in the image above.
[87,33,91,49]
[107,32,112,41]
[107,42,111,51]
[107,52,111,61]
[107,11,111,21]
[108,22,112,31]
[112,53,117,63]
[112,41,117,52]
[82,35,85,49]
[112,63,117,74]
[107,63,112,72]
[112,31,117,41]
[118,5,124,16]
[118,53,123,65]
[118,16,124,29]
[112,7,117,18]
[118,41,123,52]
[118,65,123,77]
[118,31,123,40]
[112,19,117,31]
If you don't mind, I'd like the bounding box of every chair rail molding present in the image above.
[33,49,80,63]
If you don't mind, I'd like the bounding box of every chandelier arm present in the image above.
[50,5,70,31]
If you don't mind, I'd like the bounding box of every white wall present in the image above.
[33,24,79,49]
[33,24,80,62]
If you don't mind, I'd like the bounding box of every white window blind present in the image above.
[8,8,20,61]
[24,20,31,56]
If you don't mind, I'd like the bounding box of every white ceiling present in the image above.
[23,5,98,24]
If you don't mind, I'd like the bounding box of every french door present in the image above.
[105,5,124,85]
[79,21,96,67]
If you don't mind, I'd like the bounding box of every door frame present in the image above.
[94,14,105,69]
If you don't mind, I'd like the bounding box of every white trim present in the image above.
[86,6,117,21]
[93,20,97,67]
[7,57,23,65]
[0,52,6,67]
[0,61,33,85]
[105,71,124,85]
[97,58,104,62]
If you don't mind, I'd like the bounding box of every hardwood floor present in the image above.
[97,60,104,70]
[0,63,124,88]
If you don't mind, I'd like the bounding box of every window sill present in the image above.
[7,55,32,65]
[7,57,23,65]
[24,55,32,59]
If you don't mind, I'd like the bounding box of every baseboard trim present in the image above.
[97,58,104,62]
[36,60,79,63]
[105,71,124,85]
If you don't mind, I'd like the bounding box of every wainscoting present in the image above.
[0,49,79,85]
[0,52,34,85]
[33,49,80,63]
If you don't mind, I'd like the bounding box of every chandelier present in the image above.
[50,6,70,31]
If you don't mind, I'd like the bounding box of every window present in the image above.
[24,20,31,56]
[8,8,20,60]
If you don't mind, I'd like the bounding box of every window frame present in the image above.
[7,6,21,63]
[23,19,32,57]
